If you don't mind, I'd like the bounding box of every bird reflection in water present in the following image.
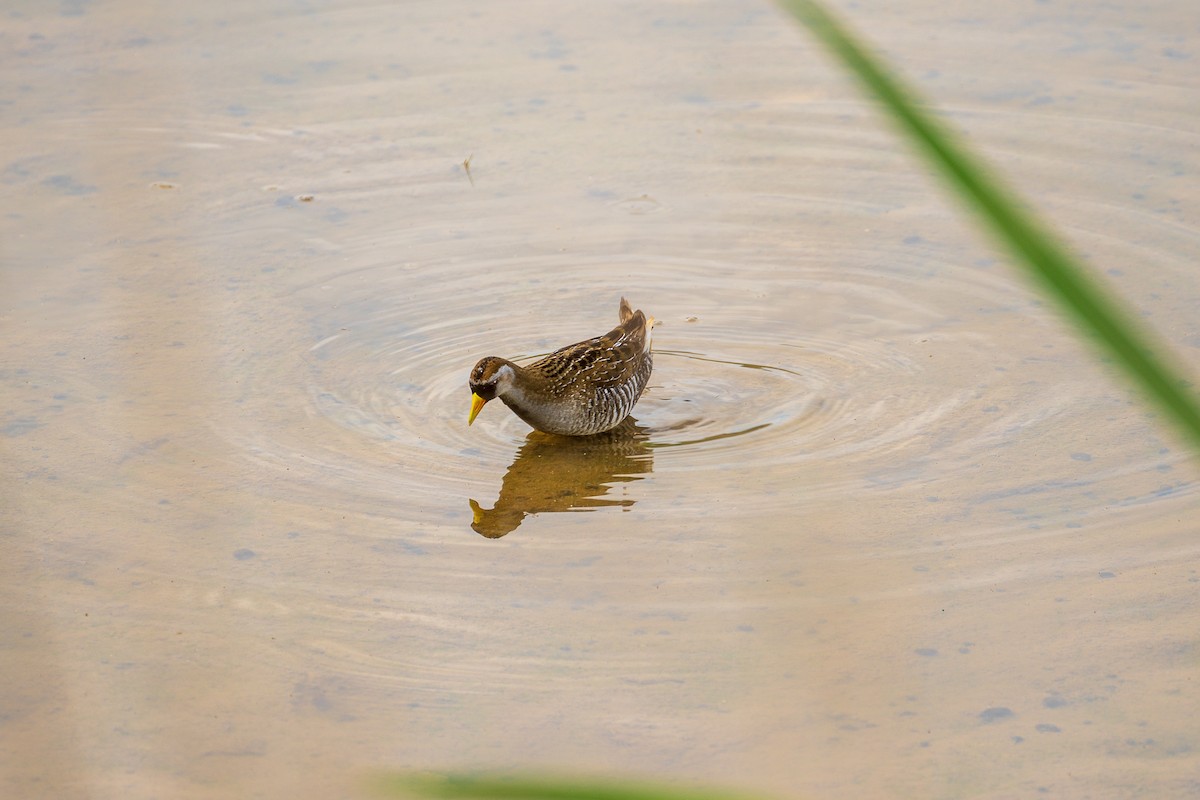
[469,419,653,538]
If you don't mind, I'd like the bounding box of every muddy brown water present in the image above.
[4,1,1199,798]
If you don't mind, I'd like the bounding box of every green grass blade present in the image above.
[778,0,1200,452]
[374,773,773,800]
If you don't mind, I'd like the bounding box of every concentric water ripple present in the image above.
[172,67,1200,537]
[242,241,1190,526]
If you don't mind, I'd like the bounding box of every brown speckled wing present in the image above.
[527,308,652,396]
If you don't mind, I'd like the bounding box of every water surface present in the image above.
[4,1,1199,798]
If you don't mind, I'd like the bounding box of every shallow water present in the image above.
[4,1,1199,798]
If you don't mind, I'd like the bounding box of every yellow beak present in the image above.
[468,393,488,425]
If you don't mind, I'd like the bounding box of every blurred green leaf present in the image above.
[374,773,772,800]
[778,0,1200,452]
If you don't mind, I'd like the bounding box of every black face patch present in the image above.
[471,382,498,401]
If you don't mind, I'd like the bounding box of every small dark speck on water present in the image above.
[233,549,256,561]
[980,707,1014,723]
